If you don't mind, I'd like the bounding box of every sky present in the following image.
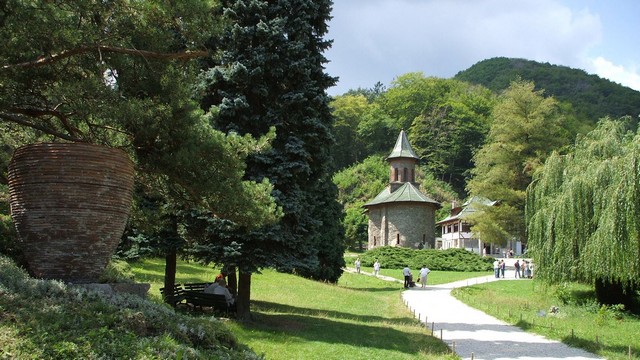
[324,0,640,96]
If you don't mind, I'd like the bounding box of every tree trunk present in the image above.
[227,265,238,297]
[236,271,252,321]
[164,248,177,304]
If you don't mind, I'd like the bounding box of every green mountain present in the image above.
[454,57,640,125]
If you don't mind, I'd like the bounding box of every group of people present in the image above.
[355,257,381,276]
[403,265,430,289]
[354,259,431,289]
[514,259,534,278]
[493,259,534,279]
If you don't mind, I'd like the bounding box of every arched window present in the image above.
[394,168,399,181]
[403,168,408,182]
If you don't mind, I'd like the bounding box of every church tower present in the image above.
[363,130,440,249]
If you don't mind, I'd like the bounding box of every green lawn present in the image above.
[131,258,640,359]
[130,259,475,360]
[452,280,640,360]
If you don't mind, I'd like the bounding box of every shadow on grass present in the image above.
[561,334,639,358]
[237,311,448,356]
[250,300,416,325]
[513,320,638,358]
[338,285,405,293]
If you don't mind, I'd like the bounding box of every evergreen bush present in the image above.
[360,247,493,272]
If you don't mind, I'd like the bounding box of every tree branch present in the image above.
[2,45,209,70]
[0,112,84,142]
[10,106,80,138]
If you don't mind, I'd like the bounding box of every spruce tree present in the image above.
[197,0,345,319]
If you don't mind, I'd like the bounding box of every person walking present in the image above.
[419,265,431,288]
[402,265,412,289]
[355,257,361,274]
[493,259,500,278]
[373,260,380,276]
[500,260,506,278]
[514,259,521,278]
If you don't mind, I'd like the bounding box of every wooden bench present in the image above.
[159,284,185,307]
[183,282,211,292]
[183,291,232,316]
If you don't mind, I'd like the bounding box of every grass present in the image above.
[0,256,261,359]
[452,280,640,360]
[129,258,484,359]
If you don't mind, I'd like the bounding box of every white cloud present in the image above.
[589,57,640,91]
[326,0,604,95]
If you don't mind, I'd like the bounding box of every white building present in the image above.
[436,196,521,256]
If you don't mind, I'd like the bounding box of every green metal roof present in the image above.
[364,182,440,207]
[387,129,419,159]
[436,196,498,224]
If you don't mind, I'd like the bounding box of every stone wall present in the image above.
[368,203,437,249]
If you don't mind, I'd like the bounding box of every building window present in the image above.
[410,168,415,182]
[396,234,400,245]
[403,168,408,182]
[373,237,377,246]
[453,223,459,232]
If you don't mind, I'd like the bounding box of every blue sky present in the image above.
[324,0,640,96]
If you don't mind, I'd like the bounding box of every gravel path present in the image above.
[401,271,604,360]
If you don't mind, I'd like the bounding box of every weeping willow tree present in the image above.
[527,118,640,308]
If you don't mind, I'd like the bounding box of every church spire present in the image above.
[387,129,419,160]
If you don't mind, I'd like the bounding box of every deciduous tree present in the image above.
[527,118,640,308]
[467,80,569,246]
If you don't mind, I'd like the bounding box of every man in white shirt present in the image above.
[419,266,431,288]
[402,265,411,289]
[373,260,380,276]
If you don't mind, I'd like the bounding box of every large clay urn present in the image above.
[7,143,135,283]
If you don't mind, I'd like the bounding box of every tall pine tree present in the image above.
[196,0,345,320]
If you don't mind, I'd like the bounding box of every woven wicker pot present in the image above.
[8,143,135,283]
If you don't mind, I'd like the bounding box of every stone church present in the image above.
[363,130,441,250]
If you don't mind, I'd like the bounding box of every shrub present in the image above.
[99,259,137,283]
[360,247,493,271]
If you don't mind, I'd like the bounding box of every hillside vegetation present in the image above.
[0,256,259,359]
[454,57,640,125]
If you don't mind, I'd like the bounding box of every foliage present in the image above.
[408,78,495,195]
[455,57,640,127]
[453,280,640,360]
[193,0,345,308]
[359,247,493,272]
[527,118,640,295]
[98,259,137,284]
[330,94,371,170]
[1,1,280,269]
[0,255,262,359]
[331,73,495,196]
[467,79,571,245]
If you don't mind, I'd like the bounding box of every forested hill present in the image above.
[454,57,640,124]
